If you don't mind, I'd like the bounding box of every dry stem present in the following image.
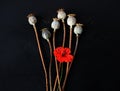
[33,25,48,91]
[69,35,79,71]
[47,39,53,91]
[53,31,62,91]
[62,26,73,90]
[53,19,66,91]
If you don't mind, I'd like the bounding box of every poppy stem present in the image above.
[62,26,73,91]
[47,39,53,91]
[56,19,66,91]
[69,35,79,71]
[53,63,61,91]
[33,25,48,91]
[53,31,56,50]
[69,26,73,49]
[62,19,66,47]
[53,30,62,91]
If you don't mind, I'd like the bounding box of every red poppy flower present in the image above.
[53,47,73,63]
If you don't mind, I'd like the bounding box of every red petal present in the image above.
[54,47,64,56]
[64,48,71,54]
[56,56,65,63]
[64,55,73,62]
[53,47,73,63]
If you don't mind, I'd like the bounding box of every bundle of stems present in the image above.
[27,9,83,91]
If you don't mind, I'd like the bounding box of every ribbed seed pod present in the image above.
[74,23,83,35]
[57,9,66,20]
[27,13,37,25]
[51,18,60,31]
[41,28,51,40]
[67,14,76,27]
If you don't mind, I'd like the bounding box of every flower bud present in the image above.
[51,18,60,31]
[27,13,37,25]
[67,14,76,28]
[74,23,83,35]
[41,28,51,40]
[57,9,66,20]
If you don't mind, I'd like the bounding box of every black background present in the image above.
[0,0,120,91]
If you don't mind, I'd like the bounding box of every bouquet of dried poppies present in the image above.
[27,9,83,91]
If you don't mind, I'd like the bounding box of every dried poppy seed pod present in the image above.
[51,18,60,31]
[27,13,37,25]
[74,23,83,35]
[67,14,76,28]
[41,28,51,40]
[57,9,66,20]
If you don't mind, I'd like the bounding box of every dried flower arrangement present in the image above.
[27,9,83,91]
